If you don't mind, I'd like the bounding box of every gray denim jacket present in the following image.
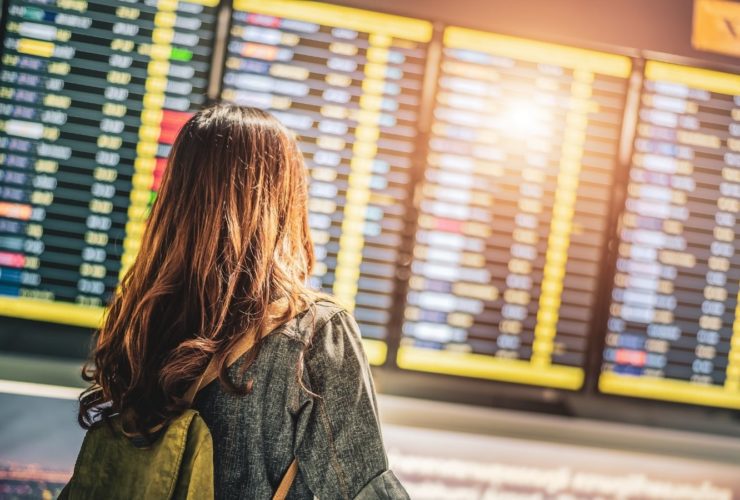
[194,300,409,499]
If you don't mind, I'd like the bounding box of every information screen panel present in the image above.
[221,0,432,365]
[599,62,740,409]
[0,0,218,327]
[397,27,631,389]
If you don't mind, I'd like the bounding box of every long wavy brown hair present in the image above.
[79,105,316,435]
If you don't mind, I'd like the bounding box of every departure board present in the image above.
[221,0,432,365]
[599,62,740,409]
[397,27,632,389]
[0,0,218,327]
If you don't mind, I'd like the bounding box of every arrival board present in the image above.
[221,0,432,365]
[397,27,631,389]
[599,61,740,409]
[0,0,218,327]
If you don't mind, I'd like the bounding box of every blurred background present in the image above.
[0,0,739,498]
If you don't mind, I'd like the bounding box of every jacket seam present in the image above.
[277,307,347,347]
[316,398,351,498]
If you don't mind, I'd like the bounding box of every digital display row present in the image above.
[0,0,739,409]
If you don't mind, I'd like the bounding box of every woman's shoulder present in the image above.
[275,295,350,345]
[271,296,368,391]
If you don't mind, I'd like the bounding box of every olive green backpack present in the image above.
[59,305,300,500]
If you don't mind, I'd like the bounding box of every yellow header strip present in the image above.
[0,297,104,329]
[444,26,631,78]
[599,372,740,410]
[234,0,432,42]
[645,60,740,96]
[397,346,584,389]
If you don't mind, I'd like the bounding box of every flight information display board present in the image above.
[397,27,632,389]
[0,0,218,327]
[1,0,738,411]
[221,0,432,365]
[599,62,740,409]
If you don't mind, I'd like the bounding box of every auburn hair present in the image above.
[79,105,316,435]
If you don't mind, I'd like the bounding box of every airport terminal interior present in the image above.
[0,0,739,498]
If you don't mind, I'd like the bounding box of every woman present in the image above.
[78,105,408,499]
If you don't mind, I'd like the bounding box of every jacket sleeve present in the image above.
[292,309,409,500]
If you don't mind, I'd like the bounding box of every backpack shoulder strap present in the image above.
[183,296,311,499]
[184,296,313,404]
[273,459,298,500]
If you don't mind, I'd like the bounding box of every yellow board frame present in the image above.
[0,297,105,329]
[0,296,387,366]
[397,346,584,389]
[645,60,740,96]
[444,26,631,78]
[599,372,740,410]
[234,0,432,42]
